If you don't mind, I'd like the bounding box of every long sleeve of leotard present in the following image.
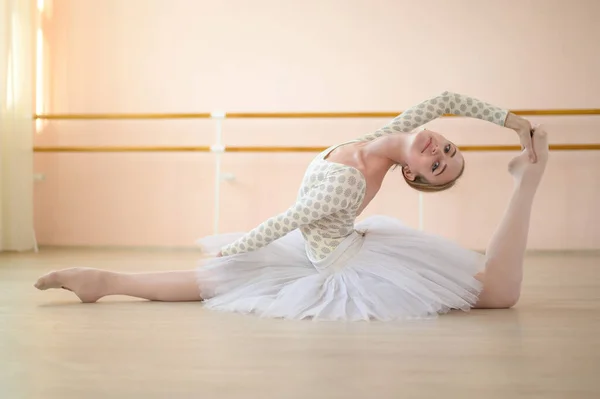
[219,181,348,256]
[358,91,509,142]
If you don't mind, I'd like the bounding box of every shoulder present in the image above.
[307,161,364,190]
[318,162,359,184]
[319,164,364,197]
[327,162,363,181]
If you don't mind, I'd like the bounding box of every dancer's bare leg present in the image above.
[474,127,549,309]
[34,268,201,302]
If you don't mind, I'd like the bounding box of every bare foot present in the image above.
[34,267,110,303]
[508,127,549,186]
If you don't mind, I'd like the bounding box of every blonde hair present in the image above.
[402,160,465,193]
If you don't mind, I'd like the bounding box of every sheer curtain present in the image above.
[0,0,34,251]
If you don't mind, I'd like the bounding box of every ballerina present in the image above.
[35,91,548,321]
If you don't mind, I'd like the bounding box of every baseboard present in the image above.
[35,245,202,253]
[31,245,600,256]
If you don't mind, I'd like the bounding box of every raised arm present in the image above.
[358,90,536,161]
[358,91,509,142]
[219,180,348,257]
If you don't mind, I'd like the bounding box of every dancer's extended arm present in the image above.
[358,91,535,161]
[219,181,348,256]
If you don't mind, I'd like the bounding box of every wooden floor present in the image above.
[1,249,599,399]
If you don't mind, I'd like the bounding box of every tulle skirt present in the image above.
[195,215,485,321]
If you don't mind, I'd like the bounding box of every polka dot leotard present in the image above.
[219,91,509,262]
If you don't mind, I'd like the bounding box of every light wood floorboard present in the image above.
[1,249,599,399]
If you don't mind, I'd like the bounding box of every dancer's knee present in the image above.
[477,288,521,309]
[492,290,520,309]
[477,259,523,309]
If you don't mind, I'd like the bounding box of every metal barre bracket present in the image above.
[210,144,226,153]
[210,111,226,119]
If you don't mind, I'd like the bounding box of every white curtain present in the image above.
[0,0,34,251]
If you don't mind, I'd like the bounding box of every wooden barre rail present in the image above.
[33,144,600,153]
[33,109,600,120]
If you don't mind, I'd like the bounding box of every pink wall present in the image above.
[34,0,600,250]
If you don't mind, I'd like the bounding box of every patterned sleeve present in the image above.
[358,91,509,142]
[219,181,350,256]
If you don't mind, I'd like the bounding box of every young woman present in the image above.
[35,91,549,321]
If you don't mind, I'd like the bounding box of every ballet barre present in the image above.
[33,108,600,234]
[32,144,600,152]
[33,108,600,120]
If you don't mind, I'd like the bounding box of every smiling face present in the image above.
[402,129,464,186]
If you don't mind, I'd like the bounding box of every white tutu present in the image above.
[195,215,485,321]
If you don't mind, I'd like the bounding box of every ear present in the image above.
[402,165,416,181]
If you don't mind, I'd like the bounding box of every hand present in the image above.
[505,112,536,163]
[216,251,223,258]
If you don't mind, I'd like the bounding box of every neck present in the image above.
[360,133,412,172]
